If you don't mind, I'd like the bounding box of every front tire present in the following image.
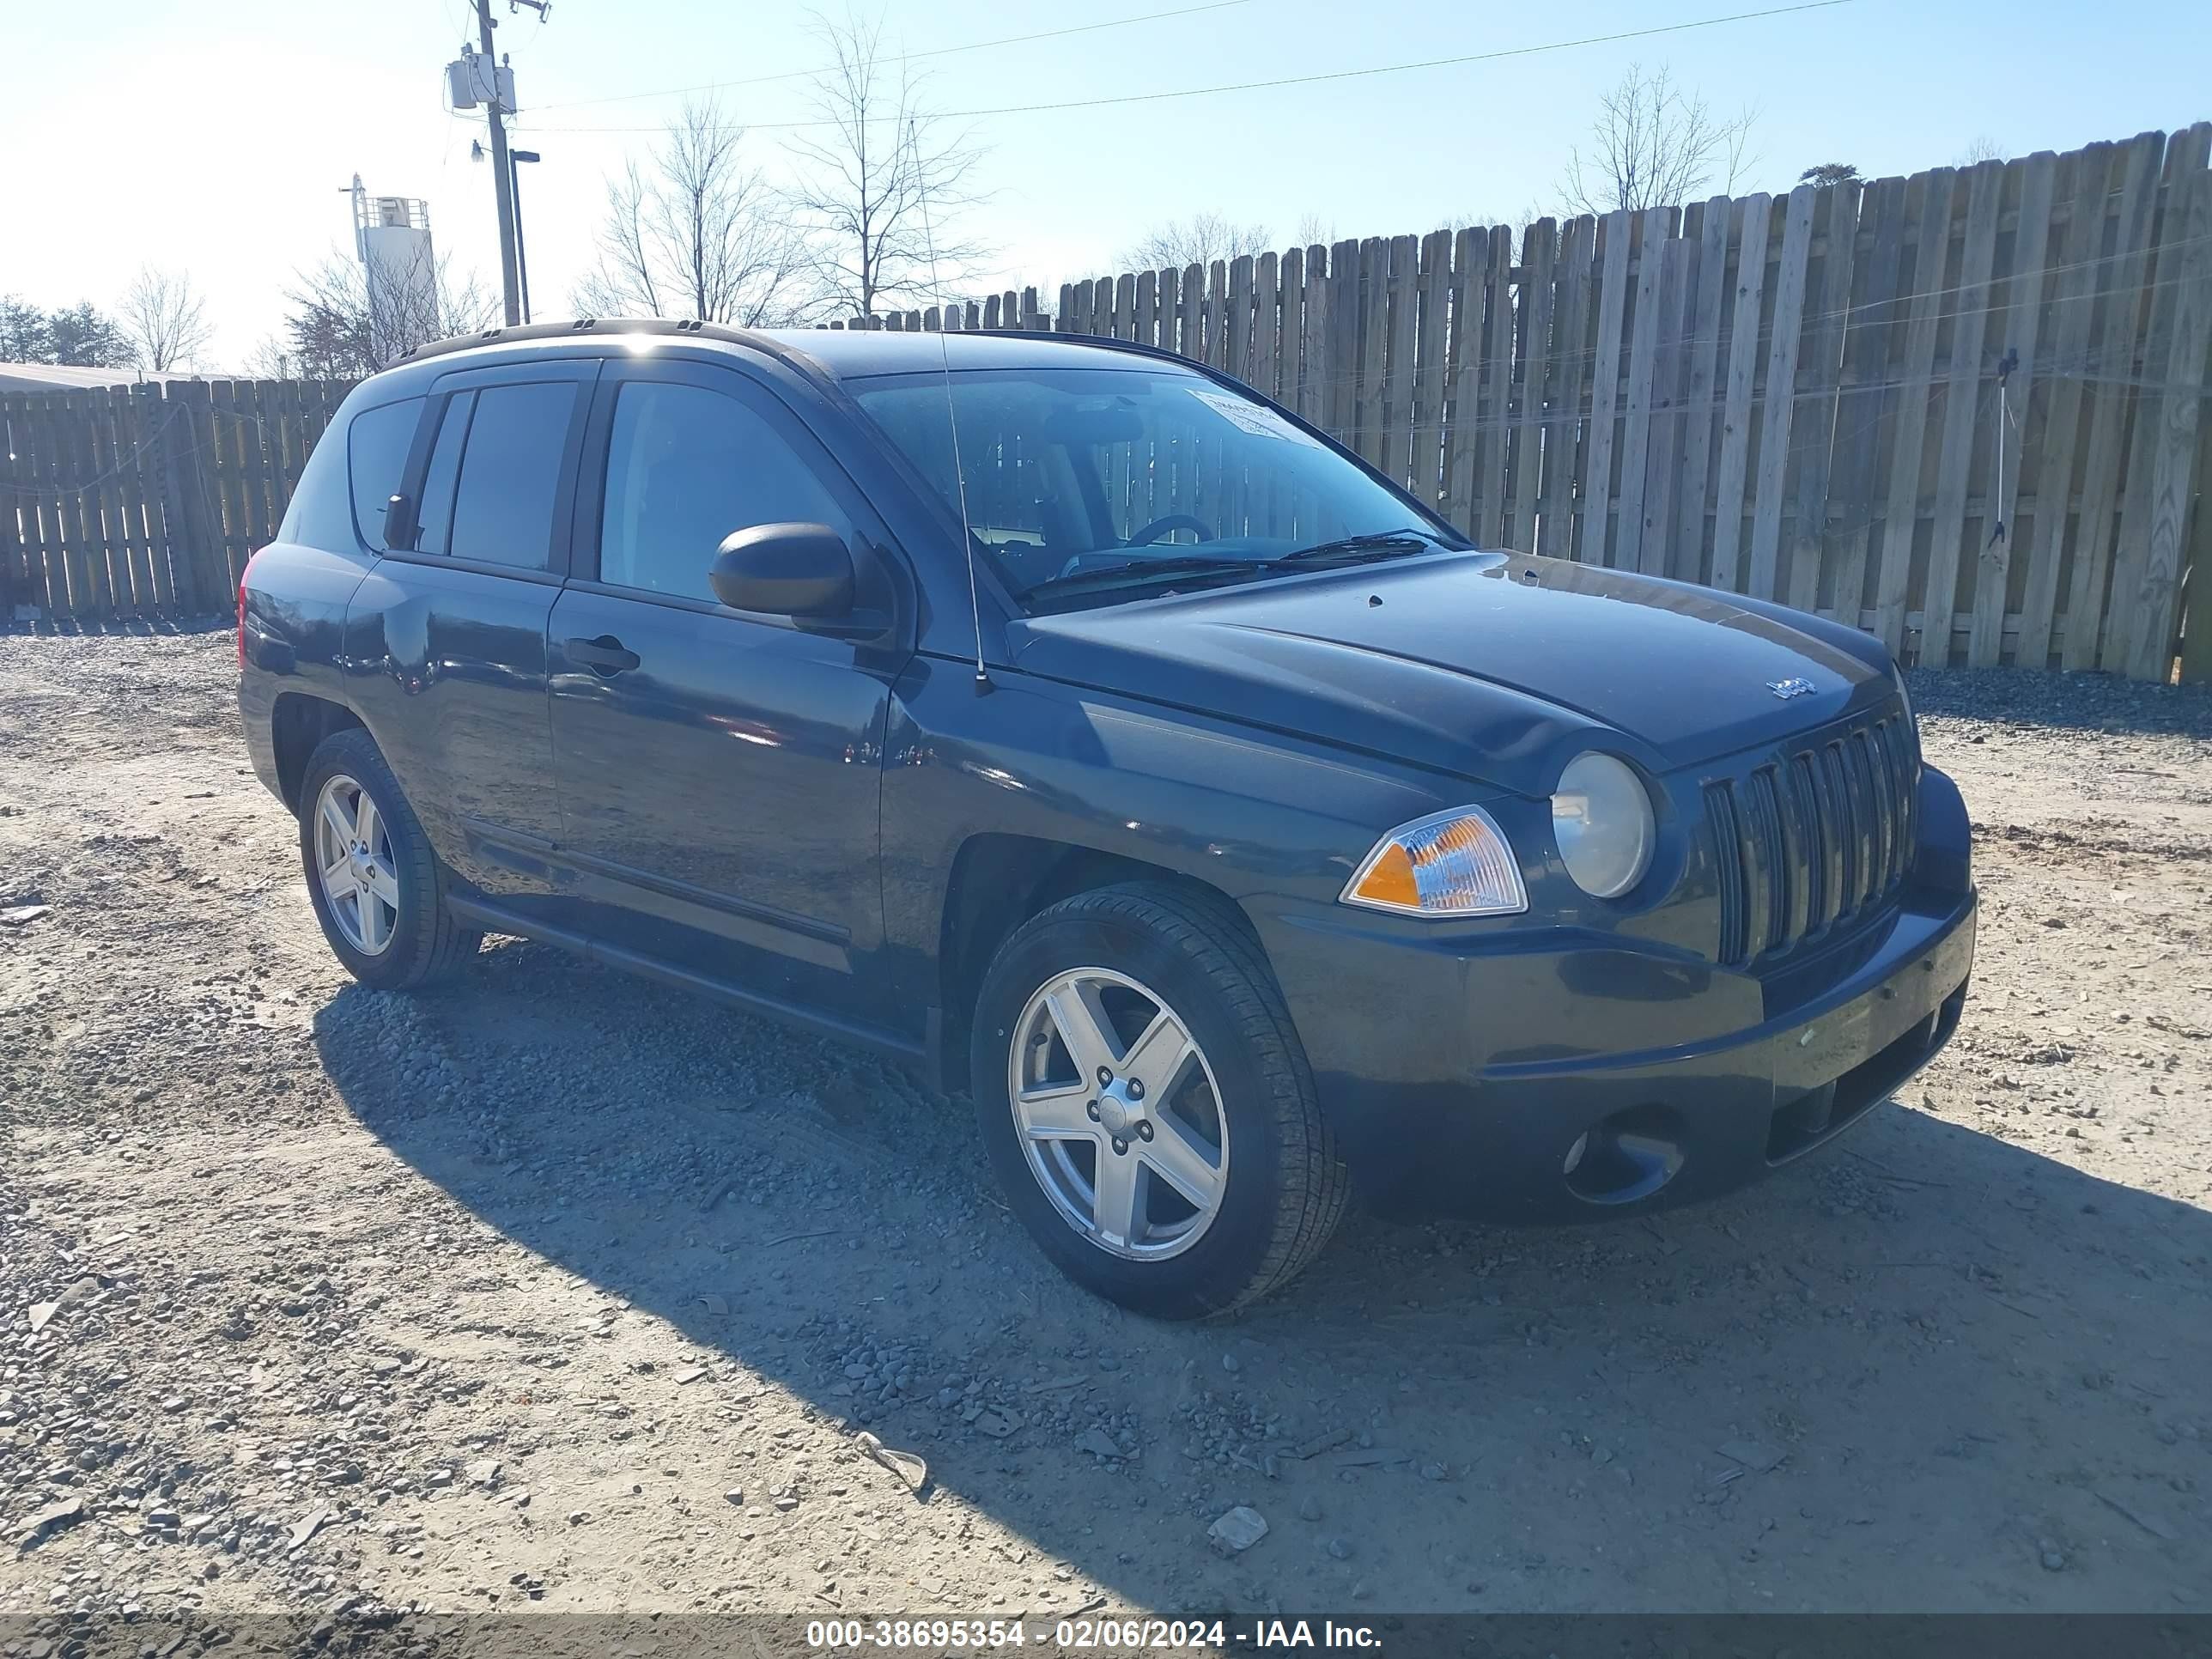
[298,730,481,991]
[970,884,1347,1319]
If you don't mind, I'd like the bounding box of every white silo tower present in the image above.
[349,176,440,363]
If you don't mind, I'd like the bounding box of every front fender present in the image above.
[1912,763,1972,896]
[878,656,1487,1004]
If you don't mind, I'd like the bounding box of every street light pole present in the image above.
[509,149,540,324]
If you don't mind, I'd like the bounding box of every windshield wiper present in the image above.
[1278,526,1459,564]
[1018,553,1273,599]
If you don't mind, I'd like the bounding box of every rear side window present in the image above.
[440,382,575,569]
[598,381,848,601]
[277,420,356,552]
[346,397,425,552]
[410,391,475,556]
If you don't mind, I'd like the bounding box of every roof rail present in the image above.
[394,315,768,365]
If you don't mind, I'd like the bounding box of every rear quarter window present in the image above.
[347,396,427,552]
[276,420,356,553]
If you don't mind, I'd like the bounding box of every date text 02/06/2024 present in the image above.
[802,1618,1383,1650]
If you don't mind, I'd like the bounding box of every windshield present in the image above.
[847,366,1465,609]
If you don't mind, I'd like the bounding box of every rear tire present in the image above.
[970,883,1346,1319]
[298,729,481,991]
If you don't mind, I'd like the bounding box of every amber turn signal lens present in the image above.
[1352,842,1421,908]
[1341,806,1527,918]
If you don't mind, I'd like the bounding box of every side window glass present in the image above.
[281,414,357,552]
[446,382,576,569]
[411,390,475,556]
[346,397,425,552]
[599,380,850,602]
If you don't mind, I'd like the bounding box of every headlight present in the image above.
[1340,806,1526,917]
[1893,665,1917,738]
[1552,753,1654,899]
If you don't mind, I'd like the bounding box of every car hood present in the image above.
[1007,551,1894,794]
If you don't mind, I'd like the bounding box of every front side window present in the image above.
[598,380,849,602]
[848,367,1459,610]
[346,396,424,552]
[440,382,576,570]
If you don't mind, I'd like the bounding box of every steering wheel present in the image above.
[1125,514,1213,547]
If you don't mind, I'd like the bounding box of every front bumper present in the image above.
[1255,769,1978,1223]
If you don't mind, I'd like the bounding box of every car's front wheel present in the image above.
[298,730,481,990]
[970,884,1347,1318]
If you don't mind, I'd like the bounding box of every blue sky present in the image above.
[3,0,2205,366]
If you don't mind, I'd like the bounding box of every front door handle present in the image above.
[565,635,641,675]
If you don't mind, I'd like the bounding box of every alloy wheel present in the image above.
[312,773,401,957]
[1006,967,1229,1260]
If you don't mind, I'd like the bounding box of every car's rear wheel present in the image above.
[971,883,1347,1319]
[298,730,481,990]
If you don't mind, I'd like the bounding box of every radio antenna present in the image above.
[912,118,991,693]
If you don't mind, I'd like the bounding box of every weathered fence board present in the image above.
[1509,220,1558,554]
[1871,168,1956,655]
[1970,153,2056,666]
[1673,199,1729,585]
[1710,193,1774,596]
[1542,218,1594,562]
[1441,226,1488,532]
[1616,206,1674,574]
[2063,133,2167,671]
[1581,210,1635,568]
[1641,234,1696,578]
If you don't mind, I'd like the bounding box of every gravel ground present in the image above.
[2,627,2209,1631]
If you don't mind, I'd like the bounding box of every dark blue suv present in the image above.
[239,318,1975,1318]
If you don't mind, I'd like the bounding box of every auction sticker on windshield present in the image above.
[1188,386,1325,446]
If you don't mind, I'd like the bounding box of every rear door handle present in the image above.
[565,635,641,675]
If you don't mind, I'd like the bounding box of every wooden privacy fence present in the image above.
[0,380,354,625]
[848,125,2212,681]
[8,125,2208,682]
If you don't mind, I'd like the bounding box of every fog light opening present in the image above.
[1563,1105,1686,1205]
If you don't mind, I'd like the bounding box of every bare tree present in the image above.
[1119,213,1273,271]
[1955,135,2005,167]
[1799,162,1862,189]
[787,8,989,319]
[241,334,301,380]
[579,164,665,320]
[1562,64,1759,216]
[574,100,811,325]
[276,250,501,379]
[119,266,215,372]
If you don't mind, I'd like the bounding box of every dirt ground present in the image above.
[2,626,2209,1626]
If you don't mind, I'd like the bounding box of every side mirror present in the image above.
[384,493,418,551]
[708,522,855,618]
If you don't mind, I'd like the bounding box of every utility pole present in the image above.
[473,0,521,325]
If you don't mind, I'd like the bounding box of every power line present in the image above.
[520,2,1856,136]
[529,0,1255,114]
